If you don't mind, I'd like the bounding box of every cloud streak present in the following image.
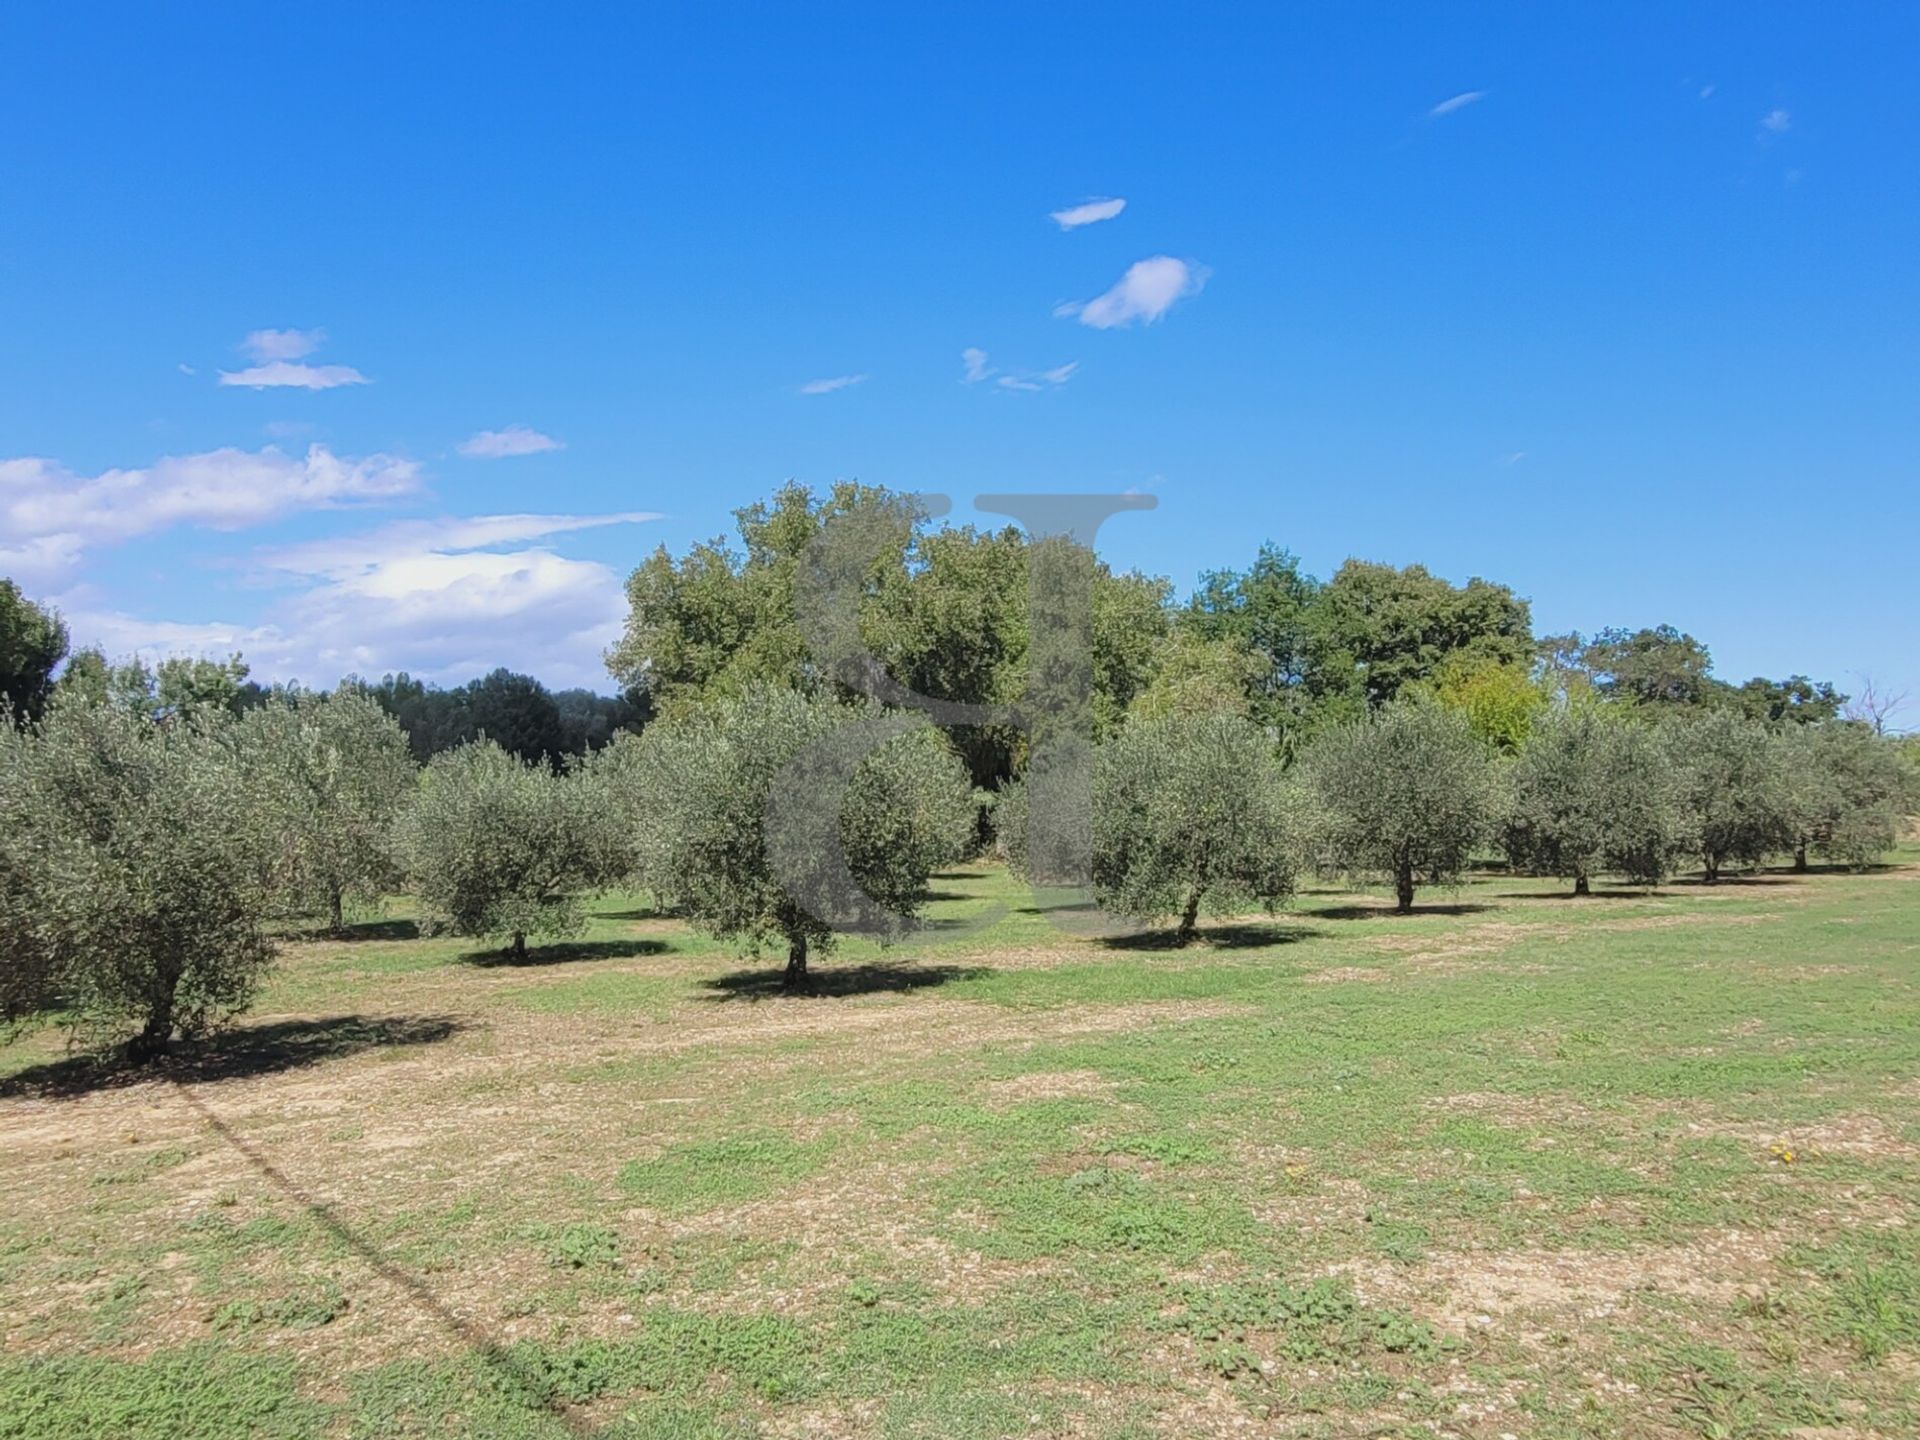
[1055,256,1206,329]
[458,425,564,459]
[798,374,868,395]
[1429,91,1487,117]
[1050,197,1126,230]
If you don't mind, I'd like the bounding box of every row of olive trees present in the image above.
[999,700,1914,933]
[3,677,1910,1059]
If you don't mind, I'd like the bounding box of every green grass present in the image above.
[1,853,1916,1437]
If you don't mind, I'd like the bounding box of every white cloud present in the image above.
[1761,108,1791,134]
[1699,84,1716,99]
[961,347,994,384]
[1055,256,1206,329]
[255,512,659,579]
[242,327,326,362]
[218,361,370,390]
[995,361,1079,392]
[798,374,868,395]
[458,425,565,459]
[1429,91,1487,117]
[0,444,421,583]
[218,328,367,388]
[1050,197,1126,230]
[59,511,659,691]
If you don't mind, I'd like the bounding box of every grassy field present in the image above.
[2,854,1917,1440]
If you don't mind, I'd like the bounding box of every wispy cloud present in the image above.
[0,444,420,585]
[219,361,370,390]
[1050,197,1126,230]
[1699,84,1716,99]
[797,373,868,395]
[242,327,326,363]
[218,327,369,389]
[1760,108,1791,134]
[997,362,1079,392]
[1428,91,1487,118]
[1055,256,1206,330]
[458,425,564,459]
[961,347,995,384]
[256,512,659,579]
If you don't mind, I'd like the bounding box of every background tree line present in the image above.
[2,484,1915,1065]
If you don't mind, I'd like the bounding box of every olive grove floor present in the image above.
[2,855,1917,1439]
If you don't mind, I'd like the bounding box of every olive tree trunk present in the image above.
[1394,857,1416,914]
[783,935,809,991]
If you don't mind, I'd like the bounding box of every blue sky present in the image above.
[2,4,1914,706]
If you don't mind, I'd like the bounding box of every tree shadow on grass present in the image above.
[462,940,670,968]
[0,1014,466,1100]
[1494,889,1651,902]
[316,918,423,942]
[1668,874,1801,889]
[698,961,990,1002]
[1100,921,1324,952]
[1305,902,1493,921]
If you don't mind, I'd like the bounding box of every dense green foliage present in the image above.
[623,686,973,984]
[356,668,646,764]
[398,741,611,958]
[1504,707,1685,891]
[232,692,417,931]
[0,702,280,1058]
[1002,710,1300,941]
[0,578,68,724]
[1301,699,1499,912]
[1784,722,1917,870]
[1665,709,1799,883]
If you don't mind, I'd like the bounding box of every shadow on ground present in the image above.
[296,918,422,942]
[699,962,990,1002]
[1305,902,1493,920]
[1494,889,1651,902]
[462,940,670,968]
[0,1014,465,1100]
[1100,921,1324,951]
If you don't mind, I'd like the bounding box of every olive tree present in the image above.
[232,691,416,932]
[1663,709,1796,882]
[1505,708,1685,893]
[1785,723,1915,871]
[629,686,973,987]
[999,710,1299,943]
[1302,698,1498,912]
[398,740,611,959]
[0,702,280,1060]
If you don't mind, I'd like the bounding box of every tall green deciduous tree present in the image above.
[1664,710,1797,882]
[399,741,611,959]
[1426,654,1549,754]
[1,579,68,725]
[1783,724,1914,871]
[1504,708,1684,893]
[629,686,973,987]
[1302,699,1498,913]
[0,702,281,1060]
[1000,710,1299,944]
[1313,560,1534,710]
[232,691,417,931]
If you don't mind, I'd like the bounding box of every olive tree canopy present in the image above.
[1302,698,1498,913]
[629,685,973,987]
[999,709,1300,944]
[1504,707,1684,893]
[0,702,281,1060]
[398,740,611,959]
